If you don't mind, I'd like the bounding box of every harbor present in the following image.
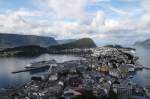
[0,47,150,99]
[0,0,149,98]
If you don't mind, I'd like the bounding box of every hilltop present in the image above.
[49,38,96,50]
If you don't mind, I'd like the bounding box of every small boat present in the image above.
[129,75,134,78]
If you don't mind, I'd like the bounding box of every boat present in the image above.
[12,60,57,74]
[24,60,57,69]
[12,65,50,74]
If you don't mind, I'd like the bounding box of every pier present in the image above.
[12,65,50,73]
[143,67,150,70]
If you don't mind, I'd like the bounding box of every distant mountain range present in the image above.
[0,45,47,57]
[49,38,96,50]
[104,44,135,50]
[134,39,150,47]
[0,33,58,48]
[0,34,96,57]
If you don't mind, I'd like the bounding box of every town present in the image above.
[0,47,150,99]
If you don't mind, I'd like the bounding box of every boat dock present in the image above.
[143,67,150,70]
[134,66,150,70]
[12,65,50,73]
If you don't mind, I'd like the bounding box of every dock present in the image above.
[12,65,50,73]
[143,67,150,70]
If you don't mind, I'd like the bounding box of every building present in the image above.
[109,69,120,78]
[113,83,132,99]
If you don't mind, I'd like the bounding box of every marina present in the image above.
[0,54,82,88]
[0,47,150,99]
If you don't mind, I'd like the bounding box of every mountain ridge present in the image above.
[0,33,58,48]
[0,38,96,57]
[49,38,96,50]
[134,39,150,47]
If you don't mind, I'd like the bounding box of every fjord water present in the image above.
[0,47,150,88]
[0,54,82,88]
[132,46,150,86]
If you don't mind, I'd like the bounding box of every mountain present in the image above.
[49,38,96,50]
[104,44,123,48]
[0,45,47,57]
[0,33,58,48]
[134,39,150,47]
[57,39,76,44]
[0,38,96,57]
[104,44,136,51]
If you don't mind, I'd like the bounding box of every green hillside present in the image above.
[49,38,96,50]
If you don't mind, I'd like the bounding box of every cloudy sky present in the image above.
[0,0,150,45]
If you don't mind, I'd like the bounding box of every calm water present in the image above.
[0,47,150,88]
[0,54,82,88]
[132,46,150,86]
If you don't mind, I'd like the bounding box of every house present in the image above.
[126,64,135,72]
[113,83,132,99]
[64,88,82,99]
[68,76,82,88]
[109,69,120,78]
[49,73,58,81]
[58,81,64,86]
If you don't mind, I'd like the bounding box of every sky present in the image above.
[0,0,150,46]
